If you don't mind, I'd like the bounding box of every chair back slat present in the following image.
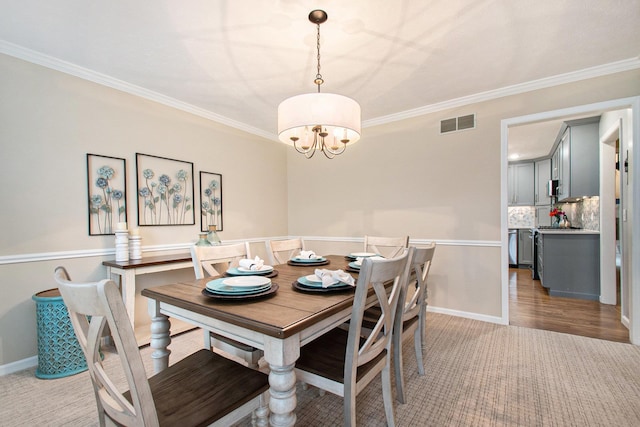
[401,243,436,322]
[191,242,251,279]
[364,235,409,258]
[346,248,412,371]
[54,267,159,427]
[268,238,305,265]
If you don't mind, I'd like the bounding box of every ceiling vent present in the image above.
[440,114,476,134]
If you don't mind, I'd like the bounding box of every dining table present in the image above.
[141,254,367,427]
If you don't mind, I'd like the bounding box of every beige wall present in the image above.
[1,50,639,368]
[0,54,288,366]
[287,69,640,322]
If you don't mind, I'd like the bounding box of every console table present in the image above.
[102,254,194,341]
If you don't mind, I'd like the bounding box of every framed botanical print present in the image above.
[199,171,223,232]
[135,153,195,226]
[87,154,127,235]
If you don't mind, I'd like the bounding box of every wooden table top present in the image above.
[141,255,360,339]
[102,254,192,269]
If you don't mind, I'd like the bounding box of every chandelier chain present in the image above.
[315,22,323,92]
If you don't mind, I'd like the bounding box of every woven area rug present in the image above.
[2,313,640,426]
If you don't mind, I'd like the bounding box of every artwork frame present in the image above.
[199,171,223,232]
[87,153,127,236]
[135,153,195,226]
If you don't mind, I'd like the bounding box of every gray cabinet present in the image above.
[534,159,551,206]
[551,143,561,180]
[517,229,533,266]
[535,206,552,227]
[556,118,600,202]
[537,232,600,300]
[508,162,534,206]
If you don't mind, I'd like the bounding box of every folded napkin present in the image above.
[314,269,356,288]
[239,256,264,270]
[354,255,385,266]
[298,250,320,259]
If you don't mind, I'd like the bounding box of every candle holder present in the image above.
[115,230,129,262]
[129,235,142,260]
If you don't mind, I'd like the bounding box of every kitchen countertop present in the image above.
[535,228,599,235]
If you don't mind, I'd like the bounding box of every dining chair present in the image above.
[393,243,436,404]
[267,238,306,265]
[294,248,412,426]
[190,242,264,369]
[53,266,269,427]
[364,235,409,258]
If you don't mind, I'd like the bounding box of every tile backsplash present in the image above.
[508,197,600,230]
[508,206,535,228]
[560,196,600,230]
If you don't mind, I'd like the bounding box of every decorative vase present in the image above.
[552,216,561,228]
[207,225,222,245]
[115,230,129,261]
[129,235,142,260]
[196,233,212,246]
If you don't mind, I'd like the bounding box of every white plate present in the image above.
[350,252,377,257]
[237,265,273,273]
[305,274,322,283]
[221,276,271,288]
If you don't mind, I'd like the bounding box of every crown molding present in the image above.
[3,40,637,137]
[362,57,640,128]
[0,40,277,141]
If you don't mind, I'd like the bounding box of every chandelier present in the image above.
[277,10,361,159]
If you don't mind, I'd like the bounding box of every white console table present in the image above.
[103,254,194,343]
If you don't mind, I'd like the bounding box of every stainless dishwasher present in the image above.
[508,229,518,266]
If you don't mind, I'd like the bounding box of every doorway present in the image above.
[500,97,640,345]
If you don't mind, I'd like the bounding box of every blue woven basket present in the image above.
[32,288,87,379]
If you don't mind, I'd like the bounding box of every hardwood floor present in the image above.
[509,267,629,343]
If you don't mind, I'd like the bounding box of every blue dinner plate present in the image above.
[291,256,327,263]
[226,266,273,276]
[348,261,361,270]
[205,277,271,295]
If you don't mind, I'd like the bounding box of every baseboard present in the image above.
[427,306,506,325]
[0,355,38,376]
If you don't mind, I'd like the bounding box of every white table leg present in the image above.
[263,336,299,427]
[264,335,300,427]
[148,301,171,373]
[107,266,136,330]
[122,269,137,329]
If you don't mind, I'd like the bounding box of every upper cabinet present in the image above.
[553,118,599,202]
[508,162,535,206]
[534,158,551,206]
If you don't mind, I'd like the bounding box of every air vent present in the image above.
[440,114,476,134]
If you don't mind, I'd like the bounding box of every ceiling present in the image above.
[1,0,639,158]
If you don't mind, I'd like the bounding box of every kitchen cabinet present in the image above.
[556,118,600,202]
[551,142,561,180]
[517,229,533,266]
[535,206,552,227]
[537,231,600,300]
[508,162,534,206]
[534,158,551,206]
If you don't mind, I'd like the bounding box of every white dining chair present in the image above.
[364,235,409,258]
[294,248,412,426]
[267,238,306,265]
[393,243,436,403]
[190,242,264,369]
[53,266,269,427]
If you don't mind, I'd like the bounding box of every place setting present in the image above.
[346,254,385,273]
[202,274,279,300]
[224,256,278,278]
[292,268,356,293]
[344,251,379,261]
[287,250,330,267]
